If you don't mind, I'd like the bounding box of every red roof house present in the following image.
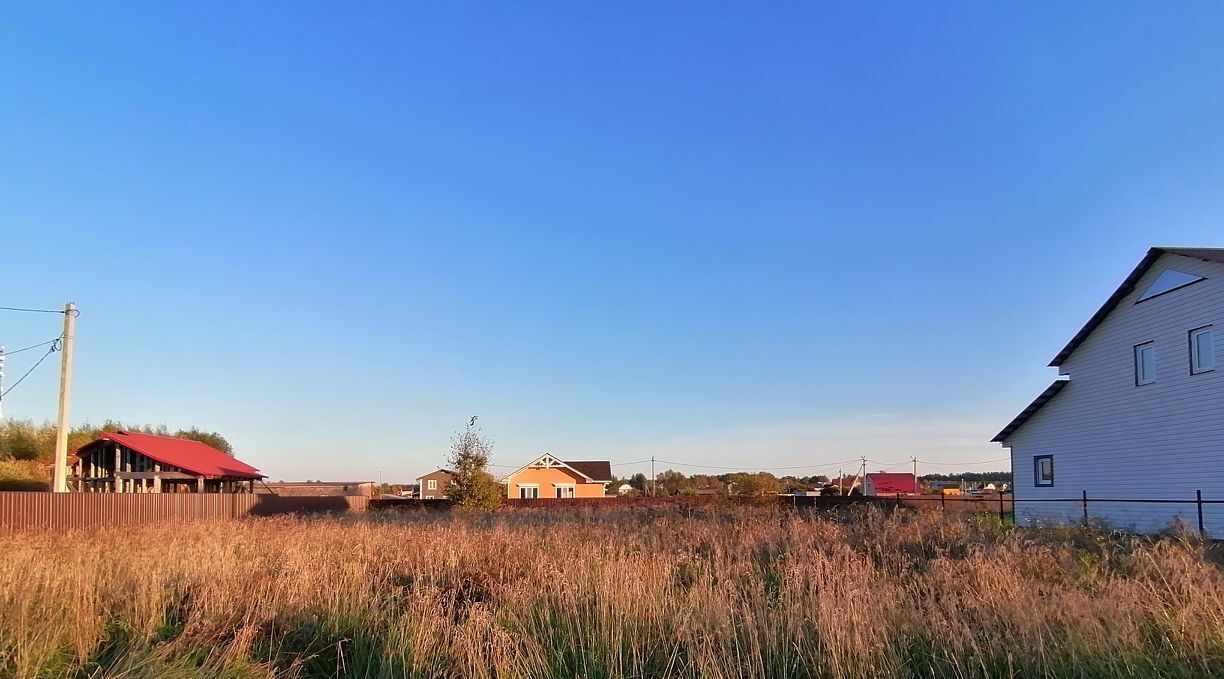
[68,431,264,493]
[864,473,919,496]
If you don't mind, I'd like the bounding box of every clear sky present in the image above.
[2,3,1223,482]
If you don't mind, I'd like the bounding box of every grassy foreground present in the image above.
[0,507,1221,678]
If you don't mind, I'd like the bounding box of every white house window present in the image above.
[1190,326,1215,374]
[519,485,539,499]
[427,479,437,490]
[1034,456,1054,487]
[1134,342,1156,385]
[1137,269,1205,302]
[555,484,575,499]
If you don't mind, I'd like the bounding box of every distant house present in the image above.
[864,473,919,496]
[69,430,264,493]
[416,469,455,500]
[258,481,373,497]
[826,476,861,495]
[616,483,634,495]
[501,453,612,499]
[994,247,1224,532]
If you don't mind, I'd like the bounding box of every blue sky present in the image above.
[2,3,1223,482]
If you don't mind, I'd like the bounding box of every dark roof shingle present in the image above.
[564,460,612,481]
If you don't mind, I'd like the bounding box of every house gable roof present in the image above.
[501,454,612,483]
[1049,247,1224,367]
[991,379,1068,443]
[866,473,918,495]
[88,431,264,479]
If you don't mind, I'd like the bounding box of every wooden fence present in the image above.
[0,492,368,533]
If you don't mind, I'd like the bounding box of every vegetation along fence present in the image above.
[0,492,368,533]
[895,491,1224,538]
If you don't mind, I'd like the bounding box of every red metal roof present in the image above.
[95,431,264,479]
[866,473,918,495]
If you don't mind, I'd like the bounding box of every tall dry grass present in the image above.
[0,506,1221,678]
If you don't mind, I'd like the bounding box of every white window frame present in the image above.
[427,479,437,490]
[554,484,576,499]
[1190,326,1215,375]
[1034,455,1054,487]
[518,484,539,499]
[1134,342,1156,385]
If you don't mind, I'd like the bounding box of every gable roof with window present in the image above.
[994,246,1223,444]
[501,454,613,483]
[1048,247,1224,367]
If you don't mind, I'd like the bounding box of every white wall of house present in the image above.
[1003,252,1224,534]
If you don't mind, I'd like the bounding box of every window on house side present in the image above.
[1034,456,1054,487]
[1191,327,1215,374]
[519,486,538,499]
[1137,269,1205,302]
[1135,342,1156,385]
[427,479,437,490]
[556,485,575,499]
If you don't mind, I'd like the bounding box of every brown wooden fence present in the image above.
[0,492,368,533]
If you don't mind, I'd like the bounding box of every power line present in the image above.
[918,457,1010,467]
[0,305,77,316]
[653,457,863,472]
[0,340,60,398]
[867,460,912,471]
[4,337,61,356]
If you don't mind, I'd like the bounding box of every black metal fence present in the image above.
[890,491,1224,538]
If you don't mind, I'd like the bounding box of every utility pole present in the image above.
[650,456,656,497]
[0,346,5,421]
[912,456,919,495]
[52,303,76,493]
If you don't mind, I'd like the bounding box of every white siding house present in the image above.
[994,248,1224,534]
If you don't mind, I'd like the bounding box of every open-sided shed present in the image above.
[70,430,264,493]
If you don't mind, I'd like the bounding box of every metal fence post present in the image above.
[998,491,1005,524]
[1197,490,1205,539]
[940,491,945,511]
[1082,490,1088,525]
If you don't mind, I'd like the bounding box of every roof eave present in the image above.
[991,379,1069,443]
[1048,248,1163,367]
[1049,247,1224,367]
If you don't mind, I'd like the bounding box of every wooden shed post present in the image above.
[197,477,205,494]
[113,444,122,493]
[153,464,162,493]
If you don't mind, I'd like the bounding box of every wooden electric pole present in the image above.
[52,302,76,493]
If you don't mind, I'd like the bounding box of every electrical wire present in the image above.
[3,337,61,356]
[868,460,912,471]
[0,340,60,398]
[0,305,77,316]
[918,457,1010,467]
[653,457,863,472]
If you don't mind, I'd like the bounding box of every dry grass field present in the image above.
[0,506,1221,678]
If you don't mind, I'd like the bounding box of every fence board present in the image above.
[0,492,368,534]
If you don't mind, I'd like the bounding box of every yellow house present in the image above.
[502,453,612,499]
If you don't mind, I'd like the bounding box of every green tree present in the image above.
[726,472,782,496]
[629,473,648,492]
[655,469,693,496]
[172,427,233,455]
[445,416,502,510]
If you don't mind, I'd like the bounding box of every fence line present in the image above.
[0,492,368,533]
[896,491,1222,538]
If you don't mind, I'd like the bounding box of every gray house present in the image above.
[994,247,1223,533]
